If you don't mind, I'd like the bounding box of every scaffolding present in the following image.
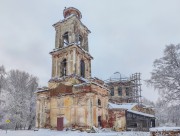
[130,73,142,104]
[105,72,142,104]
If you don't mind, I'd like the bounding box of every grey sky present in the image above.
[1,0,180,102]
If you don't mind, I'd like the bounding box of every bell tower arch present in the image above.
[50,7,93,79]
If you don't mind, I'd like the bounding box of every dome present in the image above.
[63,7,82,20]
[109,72,128,82]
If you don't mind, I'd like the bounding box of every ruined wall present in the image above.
[51,46,91,79]
[43,80,109,129]
[49,90,108,129]
[77,84,110,128]
[108,109,126,131]
[50,95,74,128]
[35,92,50,128]
[51,47,74,78]
[76,49,91,78]
[51,14,92,79]
[54,16,89,50]
[91,84,109,125]
[49,94,90,129]
[48,82,60,89]
[109,83,133,103]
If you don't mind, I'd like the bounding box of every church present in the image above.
[35,7,155,131]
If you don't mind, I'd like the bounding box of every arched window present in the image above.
[110,88,114,96]
[80,60,85,77]
[126,87,130,96]
[98,99,101,106]
[63,32,69,46]
[61,59,67,76]
[118,87,122,96]
[78,35,83,46]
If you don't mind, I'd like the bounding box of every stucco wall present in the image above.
[108,109,126,131]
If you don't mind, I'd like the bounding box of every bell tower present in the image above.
[50,7,93,79]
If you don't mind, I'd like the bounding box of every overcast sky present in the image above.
[1,0,180,102]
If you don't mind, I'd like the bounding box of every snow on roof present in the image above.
[50,44,93,59]
[79,77,90,83]
[128,110,155,118]
[61,14,75,22]
[49,76,66,82]
[141,103,154,108]
[48,74,90,83]
[91,81,110,92]
[35,87,49,93]
[53,14,75,26]
[48,74,109,91]
[150,127,180,132]
[73,81,110,92]
[108,102,137,110]
[108,102,155,118]
[73,82,90,87]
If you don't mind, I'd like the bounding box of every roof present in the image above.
[108,102,155,118]
[63,7,82,19]
[48,74,90,83]
[49,44,93,59]
[35,87,49,93]
[73,81,110,92]
[37,74,110,93]
[128,110,155,118]
[108,102,137,110]
[50,83,73,96]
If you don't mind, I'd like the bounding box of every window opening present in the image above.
[61,59,67,76]
[78,35,82,46]
[110,88,114,96]
[63,32,69,46]
[118,87,122,96]
[126,87,130,96]
[98,99,101,106]
[80,60,85,77]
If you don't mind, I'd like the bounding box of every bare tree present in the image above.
[0,65,6,94]
[155,98,180,126]
[142,97,155,107]
[146,44,180,103]
[0,65,6,125]
[5,70,38,130]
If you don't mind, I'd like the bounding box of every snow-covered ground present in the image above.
[0,129,150,136]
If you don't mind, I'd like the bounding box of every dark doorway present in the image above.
[57,117,63,131]
[98,116,102,127]
[151,119,155,127]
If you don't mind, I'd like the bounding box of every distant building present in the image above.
[35,7,155,131]
[106,73,155,131]
[106,73,142,103]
